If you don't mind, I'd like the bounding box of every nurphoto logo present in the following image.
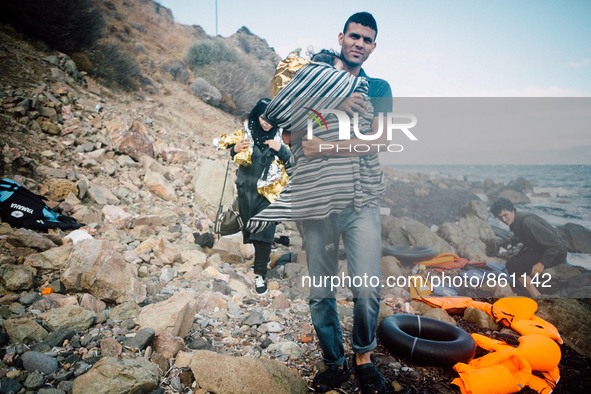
[305,109,418,153]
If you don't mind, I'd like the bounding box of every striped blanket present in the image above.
[245,62,384,233]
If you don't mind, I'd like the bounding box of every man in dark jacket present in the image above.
[491,198,567,296]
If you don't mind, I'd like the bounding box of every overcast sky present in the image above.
[157,0,591,164]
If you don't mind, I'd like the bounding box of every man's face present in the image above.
[338,22,376,69]
[497,209,515,226]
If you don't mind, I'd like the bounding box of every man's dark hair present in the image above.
[491,198,516,216]
[311,49,340,66]
[343,12,378,39]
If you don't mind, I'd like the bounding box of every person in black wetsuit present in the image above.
[491,197,567,296]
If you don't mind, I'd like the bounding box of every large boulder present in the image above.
[385,217,455,254]
[71,357,159,394]
[105,118,155,160]
[135,290,198,337]
[557,223,591,253]
[60,239,146,304]
[189,77,222,106]
[39,305,95,332]
[4,317,49,344]
[437,216,496,255]
[189,350,308,394]
[193,159,235,216]
[384,179,481,226]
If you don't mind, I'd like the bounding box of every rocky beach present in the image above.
[1,1,591,393]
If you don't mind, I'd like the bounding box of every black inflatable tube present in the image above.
[379,314,476,367]
[382,245,438,263]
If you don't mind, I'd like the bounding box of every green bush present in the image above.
[87,42,141,91]
[0,0,104,53]
[186,40,238,68]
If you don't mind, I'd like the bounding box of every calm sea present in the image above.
[392,164,591,269]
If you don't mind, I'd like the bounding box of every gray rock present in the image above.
[19,292,41,306]
[24,370,44,389]
[4,318,49,344]
[241,311,265,326]
[189,77,222,106]
[44,328,77,347]
[71,357,159,393]
[189,350,308,394]
[124,327,155,351]
[267,341,304,359]
[39,305,95,332]
[187,336,212,350]
[0,379,21,394]
[21,351,59,374]
[557,222,591,253]
[0,264,34,291]
[6,228,57,251]
[39,389,67,394]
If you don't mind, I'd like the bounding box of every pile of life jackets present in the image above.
[418,296,562,394]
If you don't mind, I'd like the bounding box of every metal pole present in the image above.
[215,0,218,35]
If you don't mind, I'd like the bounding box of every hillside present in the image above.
[1,1,590,393]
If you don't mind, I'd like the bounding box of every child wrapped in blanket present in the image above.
[246,49,378,232]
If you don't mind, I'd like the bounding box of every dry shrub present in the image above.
[0,0,104,53]
[186,40,237,68]
[196,60,271,114]
[70,52,93,74]
[87,42,142,91]
[186,39,273,113]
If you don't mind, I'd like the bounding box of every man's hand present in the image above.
[302,136,330,158]
[531,262,545,277]
[338,92,368,117]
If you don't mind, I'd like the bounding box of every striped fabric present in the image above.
[245,63,385,233]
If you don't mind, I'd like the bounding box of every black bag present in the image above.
[214,199,243,237]
[0,178,84,230]
[214,161,243,237]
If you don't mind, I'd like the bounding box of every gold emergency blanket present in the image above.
[271,48,311,97]
[213,128,252,166]
[257,158,289,203]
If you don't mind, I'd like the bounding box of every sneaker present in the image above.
[353,357,389,394]
[312,361,351,392]
[254,274,268,295]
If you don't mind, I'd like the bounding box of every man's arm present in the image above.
[302,116,389,158]
[302,79,393,158]
[524,217,565,268]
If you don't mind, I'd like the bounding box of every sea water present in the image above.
[392,164,591,270]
